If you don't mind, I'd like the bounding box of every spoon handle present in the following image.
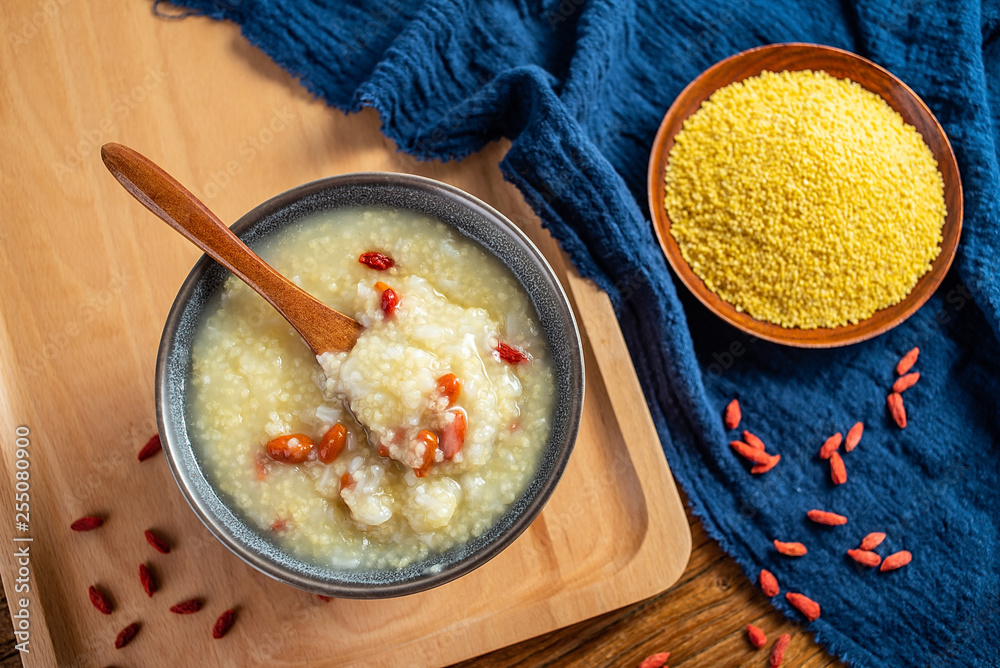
[101,142,362,353]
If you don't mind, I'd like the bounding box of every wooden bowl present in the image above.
[647,43,963,347]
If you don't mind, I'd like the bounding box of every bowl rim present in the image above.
[646,42,964,348]
[155,171,584,598]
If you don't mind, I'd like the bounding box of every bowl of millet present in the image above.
[647,42,963,347]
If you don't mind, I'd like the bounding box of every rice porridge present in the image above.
[188,206,556,569]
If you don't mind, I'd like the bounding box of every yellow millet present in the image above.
[665,69,946,329]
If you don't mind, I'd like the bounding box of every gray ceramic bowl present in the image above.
[156,172,584,598]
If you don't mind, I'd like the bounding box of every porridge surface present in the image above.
[188,206,555,569]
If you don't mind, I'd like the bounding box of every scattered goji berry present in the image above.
[845,421,864,452]
[139,563,156,597]
[115,622,139,649]
[858,532,886,551]
[144,529,171,554]
[88,585,113,615]
[759,569,780,597]
[807,510,847,526]
[786,591,821,621]
[770,633,790,667]
[137,433,162,462]
[887,392,907,428]
[724,399,741,430]
[847,549,882,567]
[896,347,919,375]
[213,609,236,639]
[751,454,781,474]
[818,432,842,460]
[829,451,847,485]
[880,550,912,572]
[892,372,920,393]
[742,430,766,450]
[170,598,203,614]
[747,624,767,649]
[730,440,772,465]
[773,540,808,557]
[638,652,670,668]
[71,516,104,532]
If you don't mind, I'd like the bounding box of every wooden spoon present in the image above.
[101,142,364,353]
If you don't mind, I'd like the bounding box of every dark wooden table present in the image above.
[0,499,839,667]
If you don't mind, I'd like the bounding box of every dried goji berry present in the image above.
[115,622,139,649]
[358,251,394,270]
[858,532,886,551]
[807,510,847,526]
[89,585,113,614]
[137,434,162,462]
[750,454,781,474]
[887,392,907,428]
[747,624,767,649]
[845,421,864,452]
[742,430,766,450]
[144,529,170,554]
[896,347,919,375]
[213,609,236,639]
[773,540,807,557]
[786,592,821,621]
[770,633,790,667]
[638,652,670,668]
[818,433,842,460]
[495,341,529,364]
[892,372,920,393]
[71,516,104,532]
[139,563,156,597]
[759,569,780,597]
[730,440,772,465]
[170,598,203,614]
[880,550,912,572]
[380,287,400,316]
[829,451,847,485]
[847,549,882,568]
[724,399,741,430]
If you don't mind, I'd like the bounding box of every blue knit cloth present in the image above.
[163,0,1000,664]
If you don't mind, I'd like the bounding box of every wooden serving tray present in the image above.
[0,3,691,666]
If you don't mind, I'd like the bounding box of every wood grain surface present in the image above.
[0,505,841,668]
[0,1,839,666]
[647,43,963,348]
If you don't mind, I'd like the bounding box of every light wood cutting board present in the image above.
[0,2,692,665]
